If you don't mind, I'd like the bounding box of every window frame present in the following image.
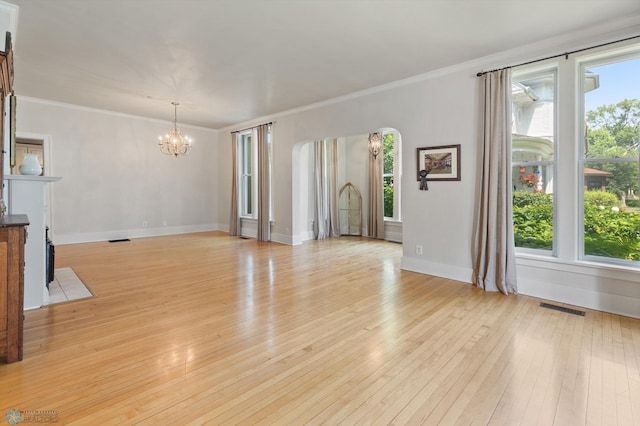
[238,130,256,219]
[382,130,402,221]
[578,49,640,265]
[511,66,559,256]
[512,42,640,269]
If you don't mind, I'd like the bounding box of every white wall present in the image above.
[16,98,219,244]
[289,72,474,271]
[0,1,17,52]
[219,18,640,318]
[223,68,477,266]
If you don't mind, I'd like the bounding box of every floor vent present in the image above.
[540,302,585,316]
[108,238,131,243]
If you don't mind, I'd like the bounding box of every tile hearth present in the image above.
[46,267,93,305]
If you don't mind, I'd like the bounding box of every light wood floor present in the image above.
[1,232,639,425]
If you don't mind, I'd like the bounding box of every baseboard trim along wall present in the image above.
[400,256,473,284]
[400,254,640,319]
[55,224,217,245]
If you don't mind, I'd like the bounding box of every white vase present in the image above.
[19,153,43,175]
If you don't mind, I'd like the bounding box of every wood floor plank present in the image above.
[0,232,638,425]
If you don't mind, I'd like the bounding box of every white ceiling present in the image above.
[8,0,640,129]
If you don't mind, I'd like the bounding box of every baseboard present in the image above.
[271,232,295,245]
[400,256,473,284]
[517,277,640,319]
[515,258,640,319]
[55,224,217,245]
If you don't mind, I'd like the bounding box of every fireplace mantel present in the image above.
[4,175,61,183]
[4,174,61,309]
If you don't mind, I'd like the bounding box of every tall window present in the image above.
[238,132,254,217]
[511,43,640,267]
[511,70,556,251]
[383,131,401,220]
[581,55,640,261]
[237,128,272,220]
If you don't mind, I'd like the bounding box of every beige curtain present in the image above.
[229,132,240,236]
[368,137,384,239]
[257,124,271,241]
[327,139,340,238]
[472,69,518,295]
[313,141,326,239]
[313,139,340,239]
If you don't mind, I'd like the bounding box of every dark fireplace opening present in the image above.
[46,226,55,289]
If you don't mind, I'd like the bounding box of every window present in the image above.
[238,132,255,217]
[237,128,273,221]
[581,55,640,262]
[383,131,401,220]
[511,70,556,251]
[511,43,640,266]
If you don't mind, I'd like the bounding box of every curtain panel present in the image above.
[313,139,340,240]
[229,133,240,236]
[257,124,271,241]
[327,139,340,238]
[368,141,384,239]
[472,68,518,295]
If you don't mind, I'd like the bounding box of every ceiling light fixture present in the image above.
[158,102,192,157]
[368,132,383,159]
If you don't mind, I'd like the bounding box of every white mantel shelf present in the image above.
[5,174,61,182]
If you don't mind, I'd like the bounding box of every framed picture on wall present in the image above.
[416,144,461,181]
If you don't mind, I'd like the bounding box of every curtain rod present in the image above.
[476,34,640,77]
[230,122,273,134]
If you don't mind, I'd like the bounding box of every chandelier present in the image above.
[368,131,383,158]
[158,102,192,157]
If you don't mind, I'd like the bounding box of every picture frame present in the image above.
[416,144,461,181]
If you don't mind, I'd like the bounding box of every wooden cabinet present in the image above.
[0,214,28,363]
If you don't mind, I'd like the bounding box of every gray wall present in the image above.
[17,99,218,243]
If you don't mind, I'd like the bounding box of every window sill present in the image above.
[515,252,640,282]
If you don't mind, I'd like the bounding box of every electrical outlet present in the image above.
[416,245,423,255]
[142,221,147,228]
